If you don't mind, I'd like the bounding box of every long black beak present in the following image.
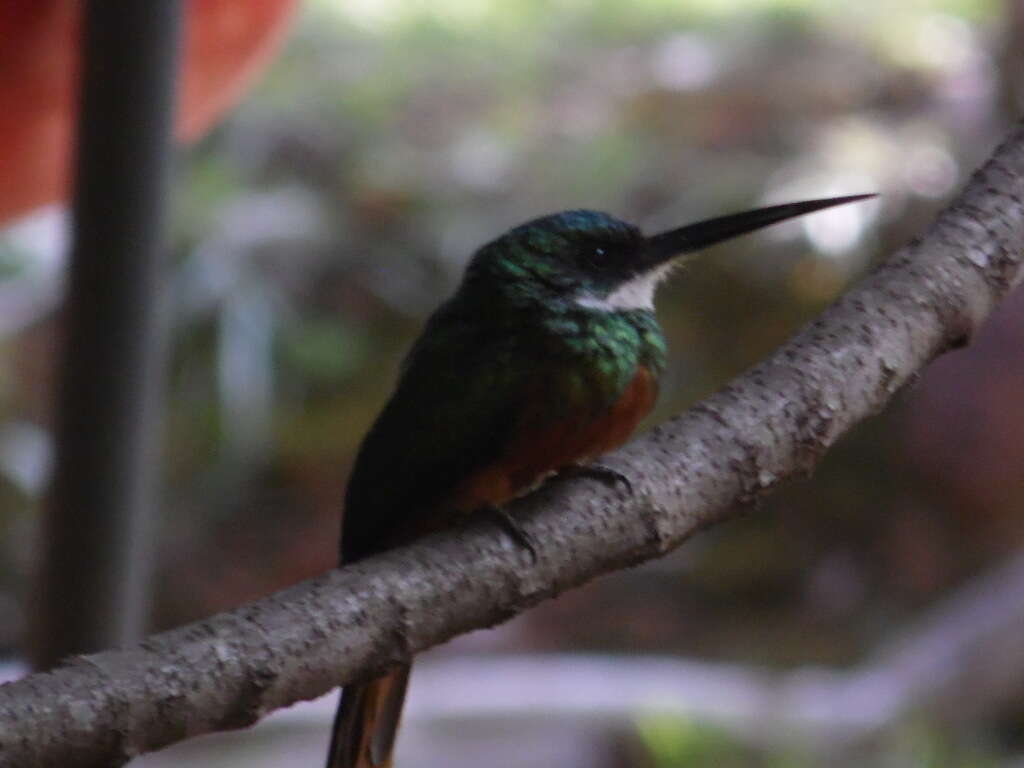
[645,194,876,265]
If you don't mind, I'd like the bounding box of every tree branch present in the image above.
[4,123,1024,768]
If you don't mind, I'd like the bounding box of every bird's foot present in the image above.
[485,505,538,563]
[561,462,633,494]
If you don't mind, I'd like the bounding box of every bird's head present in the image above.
[468,194,874,310]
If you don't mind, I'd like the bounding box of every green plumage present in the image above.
[342,211,666,561]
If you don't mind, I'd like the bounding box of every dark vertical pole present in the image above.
[32,1,184,668]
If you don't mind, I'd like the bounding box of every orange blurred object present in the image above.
[0,0,299,223]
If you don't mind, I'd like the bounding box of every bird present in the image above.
[325,193,874,768]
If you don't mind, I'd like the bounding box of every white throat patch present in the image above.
[573,264,675,311]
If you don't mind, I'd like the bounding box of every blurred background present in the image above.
[3,0,1024,765]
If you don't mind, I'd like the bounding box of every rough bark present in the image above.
[3,123,1024,768]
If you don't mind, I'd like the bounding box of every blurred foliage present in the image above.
[3,0,1024,764]
[637,715,793,768]
[635,713,1003,768]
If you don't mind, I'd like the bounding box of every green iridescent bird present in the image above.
[326,193,874,768]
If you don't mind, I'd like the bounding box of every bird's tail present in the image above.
[325,664,411,768]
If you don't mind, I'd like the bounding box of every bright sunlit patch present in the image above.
[0,421,52,498]
[650,34,720,91]
[0,205,68,336]
[315,0,496,31]
[902,143,958,198]
[802,196,872,255]
[763,117,889,262]
[909,13,976,72]
[327,0,405,30]
[762,174,878,260]
[447,130,514,190]
[2,205,68,264]
[313,0,1000,35]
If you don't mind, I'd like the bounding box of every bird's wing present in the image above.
[340,308,527,561]
[341,304,658,561]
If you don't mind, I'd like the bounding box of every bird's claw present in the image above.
[485,505,538,563]
[562,462,633,494]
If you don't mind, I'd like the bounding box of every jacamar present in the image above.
[326,193,873,768]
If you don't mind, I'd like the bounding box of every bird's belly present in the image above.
[447,365,658,512]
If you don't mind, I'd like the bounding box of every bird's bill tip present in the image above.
[646,193,877,261]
